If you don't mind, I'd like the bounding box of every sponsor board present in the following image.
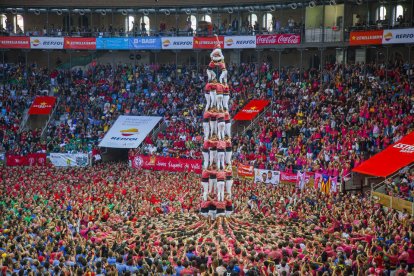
[130,155,202,173]
[0,37,30,49]
[349,30,383,45]
[64,37,96,49]
[256,34,301,46]
[161,37,193,49]
[49,153,89,167]
[99,116,162,148]
[223,36,256,49]
[382,28,414,44]
[128,37,161,49]
[30,37,64,49]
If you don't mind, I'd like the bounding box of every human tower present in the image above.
[200,37,233,219]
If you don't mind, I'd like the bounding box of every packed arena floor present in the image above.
[1,163,414,275]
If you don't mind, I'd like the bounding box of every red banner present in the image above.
[237,164,254,178]
[28,96,56,115]
[6,153,46,167]
[353,132,414,177]
[64,37,96,50]
[256,34,301,46]
[280,171,313,183]
[193,36,224,49]
[0,37,30,49]
[130,155,202,173]
[349,30,383,46]
[233,99,270,121]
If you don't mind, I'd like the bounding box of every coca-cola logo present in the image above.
[256,35,300,45]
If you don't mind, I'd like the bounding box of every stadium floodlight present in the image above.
[309,1,316,8]
[289,3,298,9]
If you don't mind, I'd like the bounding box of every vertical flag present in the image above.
[314,173,322,190]
[297,170,306,190]
[320,174,331,194]
[330,176,338,193]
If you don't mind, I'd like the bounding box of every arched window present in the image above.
[392,5,404,26]
[201,15,211,23]
[263,13,273,32]
[125,15,134,32]
[0,14,6,31]
[376,5,387,21]
[247,13,257,27]
[14,14,24,33]
[139,16,150,32]
[190,15,197,31]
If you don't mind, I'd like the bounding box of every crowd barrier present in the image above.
[372,191,414,214]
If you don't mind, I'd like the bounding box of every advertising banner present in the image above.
[349,30,383,45]
[353,131,414,177]
[280,171,313,183]
[256,34,301,46]
[233,100,270,121]
[6,153,46,167]
[382,28,414,44]
[254,169,280,185]
[30,37,64,49]
[223,36,256,49]
[237,163,254,178]
[96,38,129,49]
[28,96,57,115]
[130,155,202,173]
[49,153,89,167]
[161,37,193,49]
[64,37,96,50]
[99,116,162,148]
[128,37,161,49]
[193,36,224,49]
[0,37,30,49]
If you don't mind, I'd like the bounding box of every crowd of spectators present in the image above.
[229,63,413,184]
[383,166,414,202]
[1,163,414,275]
[1,60,414,178]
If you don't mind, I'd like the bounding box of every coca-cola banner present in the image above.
[6,153,47,167]
[256,34,301,46]
[130,155,202,174]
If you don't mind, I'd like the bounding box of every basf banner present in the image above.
[0,37,30,49]
[382,28,414,44]
[223,36,256,49]
[96,38,129,49]
[161,37,193,49]
[30,37,64,49]
[128,37,161,49]
[64,37,96,50]
[99,116,162,148]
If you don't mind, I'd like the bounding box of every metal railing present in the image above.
[372,163,414,191]
[18,107,30,133]
[41,97,60,139]
[239,101,274,137]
